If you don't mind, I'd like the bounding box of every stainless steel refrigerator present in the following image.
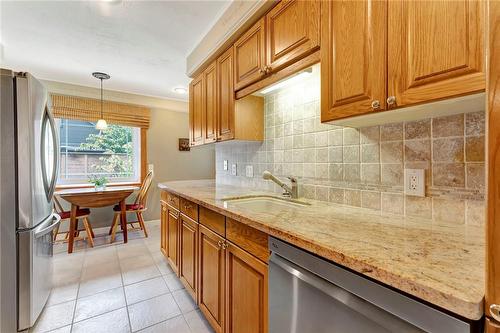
[1,69,61,332]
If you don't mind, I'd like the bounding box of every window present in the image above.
[57,119,141,185]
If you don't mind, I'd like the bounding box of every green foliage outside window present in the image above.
[78,125,134,178]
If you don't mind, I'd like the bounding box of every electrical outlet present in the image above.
[148,164,154,174]
[231,163,237,176]
[404,169,425,197]
[223,160,228,171]
[245,165,254,178]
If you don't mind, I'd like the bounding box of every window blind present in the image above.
[50,94,150,129]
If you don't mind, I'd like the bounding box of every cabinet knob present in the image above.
[217,240,223,248]
[491,304,500,322]
[162,207,166,212]
[259,68,265,74]
[386,96,397,106]
[265,66,272,74]
[221,242,228,250]
[371,100,380,110]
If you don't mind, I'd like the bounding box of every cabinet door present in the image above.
[160,202,167,257]
[388,0,485,108]
[180,215,198,300]
[198,225,225,333]
[204,61,217,144]
[266,0,320,72]
[234,18,266,91]
[167,207,180,275]
[320,0,387,122]
[225,241,268,333]
[189,73,204,146]
[217,47,235,141]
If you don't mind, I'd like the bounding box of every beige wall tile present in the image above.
[466,200,485,226]
[345,189,361,207]
[381,164,403,185]
[361,144,380,163]
[315,186,329,201]
[432,138,464,162]
[405,139,431,162]
[361,164,380,184]
[328,147,343,163]
[433,163,465,187]
[328,129,343,146]
[381,193,404,215]
[302,184,315,199]
[381,142,403,163]
[405,119,431,140]
[432,114,464,138]
[316,148,329,163]
[360,126,380,144]
[361,191,381,210]
[405,196,432,219]
[315,131,329,147]
[381,123,403,141]
[465,136,485,162]
[329,163,343,181]
[329,188,344,204]
[316,164,328,179]
[343,128,360,145]
[343,146,360,163]
[303,163,315,178]
[344,164,360,182]
[433,198,465,224]
[466,163,485,190]
[465,111,485,136]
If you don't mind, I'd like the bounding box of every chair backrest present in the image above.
[53,196,65,214]
[134,171,153,207]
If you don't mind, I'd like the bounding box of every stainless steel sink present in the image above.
[222,195,310,212]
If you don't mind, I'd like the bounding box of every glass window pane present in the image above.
[56,119,140,185]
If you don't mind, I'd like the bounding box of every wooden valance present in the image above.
[50,94,150,129]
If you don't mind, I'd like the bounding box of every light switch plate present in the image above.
[404,169,425,197]
[223,160,228,171]
[148,164,154,175]
[231,163,237,176]
[245,165,254,178]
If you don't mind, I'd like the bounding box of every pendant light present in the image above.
[92,72,110,130]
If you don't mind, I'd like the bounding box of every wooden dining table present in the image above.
[55,186,138,253]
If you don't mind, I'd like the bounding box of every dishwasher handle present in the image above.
[270,252,424,333]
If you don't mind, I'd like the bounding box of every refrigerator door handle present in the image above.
[40,105,59,201]
[34,213,60,239]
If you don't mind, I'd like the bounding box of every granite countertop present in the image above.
[158,179,485,320]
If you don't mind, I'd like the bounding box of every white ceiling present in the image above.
[0,0,230,100]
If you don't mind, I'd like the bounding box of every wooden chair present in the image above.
[109,171,153,242]
[53,196,95,248]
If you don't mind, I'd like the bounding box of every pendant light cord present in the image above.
[100,78,103,120]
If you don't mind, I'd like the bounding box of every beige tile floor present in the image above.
[30,220,214,333]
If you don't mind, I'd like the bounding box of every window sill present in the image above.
[55,182,141,191]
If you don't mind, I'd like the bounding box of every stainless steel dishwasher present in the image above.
[269,237,480,333]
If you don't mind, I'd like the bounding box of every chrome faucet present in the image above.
[262,170,298,199]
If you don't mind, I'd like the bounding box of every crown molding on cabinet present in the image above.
[186,0,275,78]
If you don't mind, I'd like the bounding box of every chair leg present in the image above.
[110,213,120,243]
[137,211,148,238]
[82,217,94,248]
[108,216,116,235]
[53,221,60,242]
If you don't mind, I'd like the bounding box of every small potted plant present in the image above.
[89,175,108,191]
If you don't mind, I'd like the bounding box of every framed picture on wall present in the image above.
[178,138,190,151]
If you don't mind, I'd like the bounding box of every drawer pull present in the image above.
[184,204,192,210]
[217,240,223,248]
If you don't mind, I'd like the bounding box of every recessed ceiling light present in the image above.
[173,87,187,94]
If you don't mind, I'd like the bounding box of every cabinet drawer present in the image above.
[199,206,225,237]
[162,191,180,210]
[226,218,269,263]
[180,198,199,221]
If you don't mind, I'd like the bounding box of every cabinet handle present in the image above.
[217,240,223,248]
[162,207,166,212]
[184,204,192,210]
[259,68,265,74]
[386,96,396,106]
[221,242,228,250]
[371,100,380,110]
[491,304,500,322]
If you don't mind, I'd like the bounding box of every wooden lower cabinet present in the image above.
[225,241,268,333]
[180,214,198,300]
[198,225,225,333]
[160,201,167,256]
[167,206,180,275]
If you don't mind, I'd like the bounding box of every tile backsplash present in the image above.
[216,66,486,225]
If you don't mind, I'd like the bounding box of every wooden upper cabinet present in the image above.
[180,215,198,300]
[217,47,235,141]
[225,242,268,333]
[321,0,387,122]
[234,18,266,91]
[387,0,485,108]
[266,0,320,72]
[203,62,217,144]
[198,225,225,333]
[189,74,204,146]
